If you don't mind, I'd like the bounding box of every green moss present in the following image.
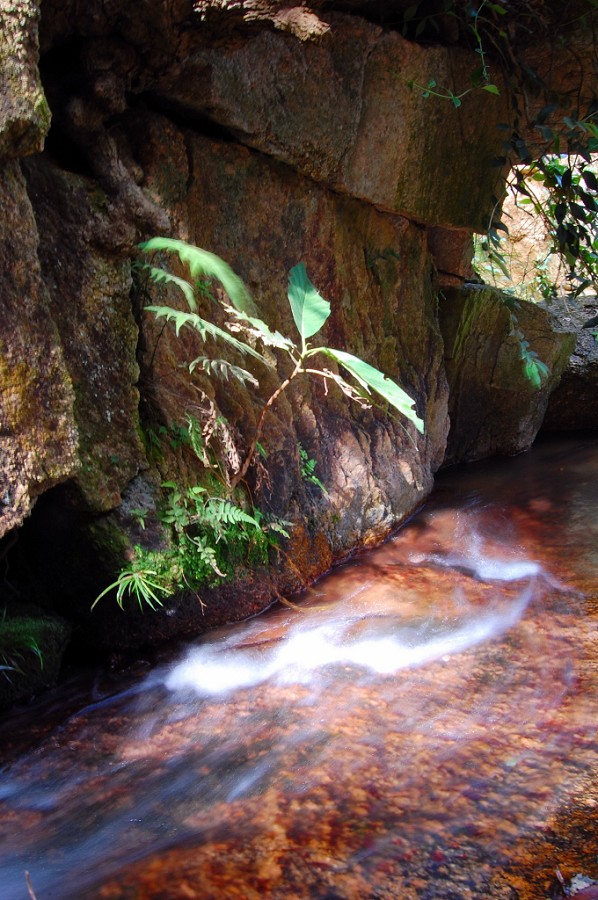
[34,92,51,137]
[87,517,131,561]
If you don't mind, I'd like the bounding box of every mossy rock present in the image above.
[0,616,71,710]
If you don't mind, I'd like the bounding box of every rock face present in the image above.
[154,14,510,231]
[439,286,576,465]
[0,160,78,537]
[0,0,50,156]
[542,300,598,433]
[23,157,146,511]
[142,122,449,547]
[0,0,588,666]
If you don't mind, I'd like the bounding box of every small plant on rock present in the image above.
[140,238,423,484]
[93,238,423,611]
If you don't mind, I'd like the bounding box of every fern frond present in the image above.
[186,533,227,577]
[200,497,261,530]
[142,265,198,311]
[139,238,256,314]
[224,305,297,352]
[146,305,266,363]
[189,356,259,387]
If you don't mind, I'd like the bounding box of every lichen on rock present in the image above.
[0,159,78,538]
[0,0,50,157]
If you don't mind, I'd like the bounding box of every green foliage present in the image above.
[140,239,424,481]
[139,237,255,314]
[402,1,597,300]
[318,346,423,427]
[92,565,170,612]
[159,478,287,582]
[287,261,331,347]
[0,615,44,680]
[407,77,499,108]
[95,240,423,612]
[502,296,551,387]
[404,0,501,105]
[93,417,289,611]
[509,152,598,299]
[298,443,328,495]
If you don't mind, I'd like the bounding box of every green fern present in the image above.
[95,241,425,612]
[189,356,259,387]
[186,532,226,577]
[505,301,551,387]
[298,443,328,495]
[146,305,266,363]
[139,237,255,314]
[143,265,197,310]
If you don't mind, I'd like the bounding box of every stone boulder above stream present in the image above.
[439,285,576,466]
[542,299,598,433]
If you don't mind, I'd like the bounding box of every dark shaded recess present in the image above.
[324,0,462,40]
[38,41,96,177]
[139,91,239,143]
[326,0,588,50]
[0,485,115,661]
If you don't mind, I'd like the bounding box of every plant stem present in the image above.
[231,357,305,489]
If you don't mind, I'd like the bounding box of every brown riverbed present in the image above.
[0,434,596,899]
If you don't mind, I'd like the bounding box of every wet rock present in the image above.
[439,285,576,465]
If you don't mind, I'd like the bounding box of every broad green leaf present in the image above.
[482,84,500,95]
[139,238,256,314]
[287,263,330,343]
[319,347,424,433]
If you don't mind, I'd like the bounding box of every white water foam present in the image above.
[427,552,542,582]
[164,579,536,697]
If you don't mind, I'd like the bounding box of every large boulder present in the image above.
[23,157,146,511]
[439,285,576,465]
[0,160,78,538]
[542,299,598,432]
[7,112,451,656]
[153,13,510,231]
[138,117,450,549]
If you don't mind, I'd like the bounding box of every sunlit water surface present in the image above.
[0,435,597,899]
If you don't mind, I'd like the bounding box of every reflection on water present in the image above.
[0,435,597,899]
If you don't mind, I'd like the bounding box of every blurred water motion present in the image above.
[0,434,596,899]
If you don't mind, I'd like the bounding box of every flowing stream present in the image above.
[0,435,597,899]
